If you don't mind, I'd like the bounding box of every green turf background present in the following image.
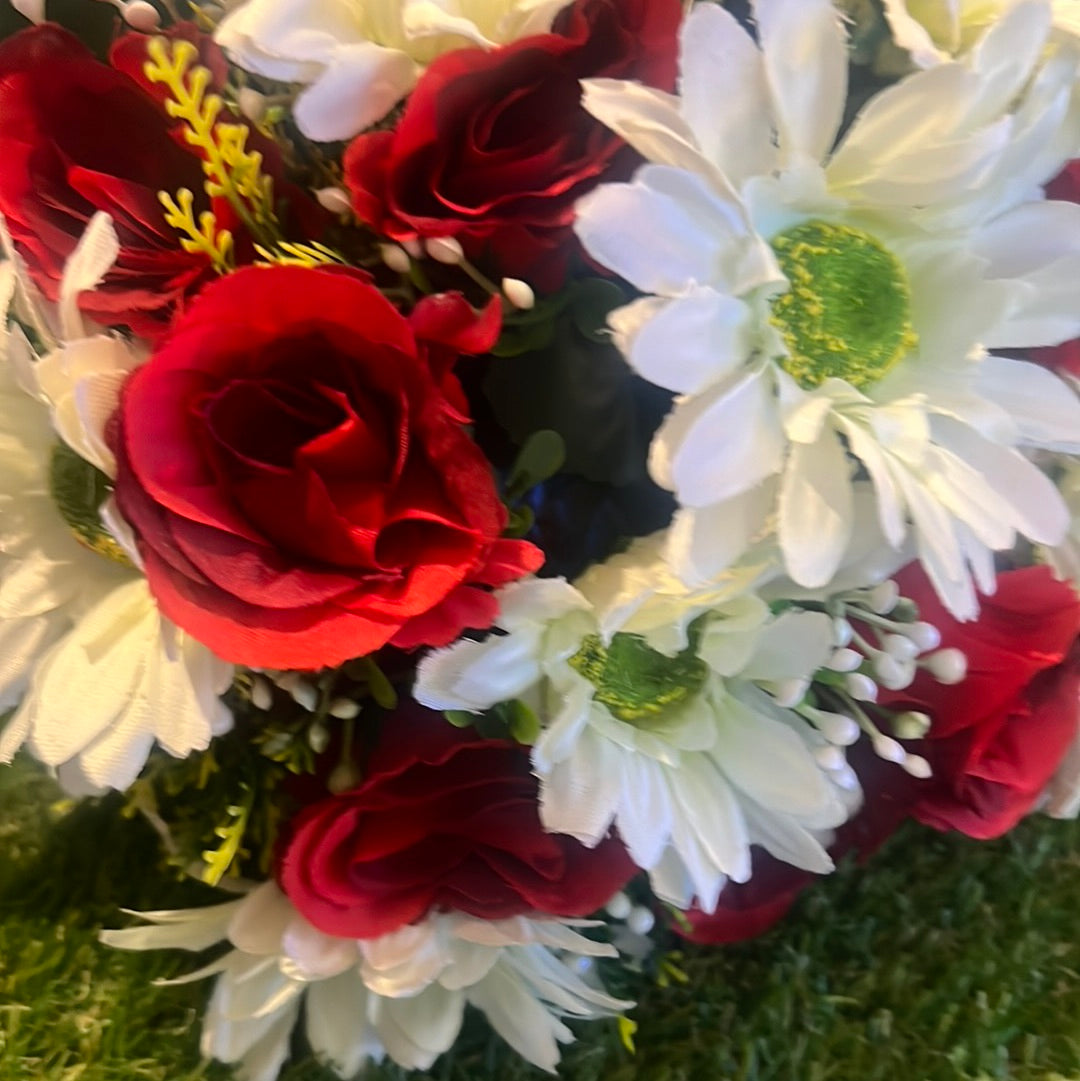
[4,754,1080,1081]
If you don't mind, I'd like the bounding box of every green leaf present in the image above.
[568,278,626,341]
[504,699,541,745]
[445,710,477,729]
[504,429,565,503]
[48,442,132,567]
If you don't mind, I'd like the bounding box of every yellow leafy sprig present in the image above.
[254,241,349,269]
[201,782,253,886]
[159,188,234,273]
[144,36,282,250]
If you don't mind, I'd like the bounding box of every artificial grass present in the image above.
[4,755,1080,1081]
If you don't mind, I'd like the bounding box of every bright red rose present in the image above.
[109,265,541,669]
[0,25,214,337]
[880,564,1080,839]
[278,704,635,938]
[344,0,681,291]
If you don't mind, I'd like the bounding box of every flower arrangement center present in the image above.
[768,219,918,390]
[568,632,707,724]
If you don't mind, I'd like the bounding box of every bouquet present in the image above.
[2,0,1080,1076]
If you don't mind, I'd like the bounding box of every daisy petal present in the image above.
[652,367,785,506]
[778,426,854,588]
[753,0,847,165]
[678,3,777,185]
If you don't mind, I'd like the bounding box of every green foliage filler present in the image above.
[5,754,1080,1081]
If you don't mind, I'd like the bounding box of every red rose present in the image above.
[278,704,635,938]
[344,0,681,291]
[880,564,1080,839]
[109,265,541,669]
[0,25,214,337]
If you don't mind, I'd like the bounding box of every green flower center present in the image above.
[49,442,132,567]
[568,632,706,725]
[768,220,918,390]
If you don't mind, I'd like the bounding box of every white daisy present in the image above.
[215,0,571,141]
[0,214,233,793]
[574,0,1080,620]
[883,0,1080,67]
[415,537,857,913]
[102,881,630,1080]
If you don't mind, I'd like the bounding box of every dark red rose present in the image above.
[879,564,1080,839]
[109,265,541,669]
[0,25,214,337]
[278,704,635,938]
[344,0,681,291]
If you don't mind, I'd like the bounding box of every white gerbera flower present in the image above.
[416,539,857,912]
[0,214,233,792]
[215,0,571,141]
[883,0,1080,67]
[574,0,1080,620]
[102,881,630,1080]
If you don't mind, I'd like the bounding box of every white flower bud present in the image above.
[832,617,853,647]
[772,677,809,708]
[901,754,932,779]
[883,633,919,662]
[380,243,412,274]
[402,238,423,258]
[122,0,160,30]
[328,761,363,794]
[869,580,899,614]
[238,87,267,124]
[828,647,862,672]
[874,654,915,691]
[250,676,273,712]
[845,672,878,702]
[426,236,465,265]
[626,906,655,936]
[290,679,318,712]
[314,186,352,215]
[833,763,860,791]
[814,744,846,772]
[871,733,905,763]
[502,277,535,310]
[328,697,360,720]
[274,671,301,693]
[812,710,861,746]
[891,710,931,740]
[926,648,967,684]
[605,892,632,920]
[307,721,330,754]
[906,621,942,652]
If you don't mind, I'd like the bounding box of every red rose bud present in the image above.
[0,25,215,337]
[108,266,541,669]
[278,704,636,939]
[344,0,681,291]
